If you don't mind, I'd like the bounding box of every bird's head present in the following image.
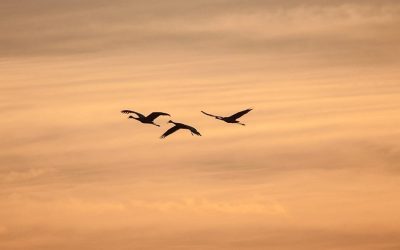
[168,120,175,124]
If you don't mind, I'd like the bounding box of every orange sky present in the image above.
[1,1,400,249]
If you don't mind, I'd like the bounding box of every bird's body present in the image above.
[121,110,170,127]
[201,108,252,125]
[160,120,201,139]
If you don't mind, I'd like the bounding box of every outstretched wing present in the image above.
[188,126,202,136]
[227,108,252,120]
[201,111,223,119]
[121,110,145,119]
[160,126,180,139]
[146,112,170,121]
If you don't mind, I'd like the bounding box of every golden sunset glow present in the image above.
[1,1,400,249]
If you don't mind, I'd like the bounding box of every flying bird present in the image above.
[201,108,252,126]
[121,110,170,127]
[160,120,201,139]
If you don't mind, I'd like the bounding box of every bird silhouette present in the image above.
[121,110,170,127]
[201,108,252,126]
[160,120,202,139]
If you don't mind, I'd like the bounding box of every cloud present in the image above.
[0,168,54,183]
[0,0,399,63]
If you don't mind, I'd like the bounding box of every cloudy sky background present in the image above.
[1,0,400,249]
